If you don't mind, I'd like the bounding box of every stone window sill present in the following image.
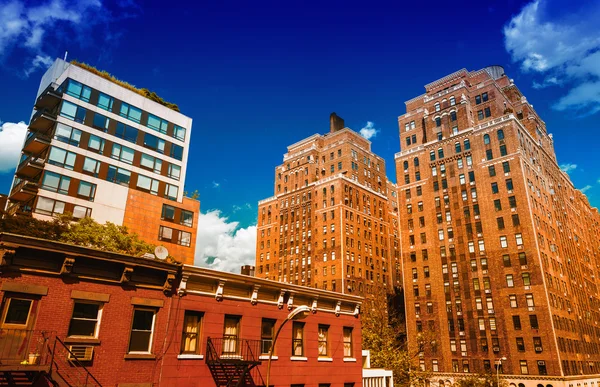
[290,356,308,361]
[259,355,278,360]
[344,357,357,362]
[318,357,333,362]
[124,353,156,360]
[177,354,204,360]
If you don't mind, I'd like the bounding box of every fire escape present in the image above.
[6,83,61,217]
[206,337,265,387]
[0,329,102,386]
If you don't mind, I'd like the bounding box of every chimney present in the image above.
[330,112,345,133]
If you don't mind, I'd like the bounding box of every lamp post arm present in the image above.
[266,317,291,387]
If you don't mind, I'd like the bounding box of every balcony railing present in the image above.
[35,82,63,110]
[23,130,52,155]
[0,329,54,367]
[29,109,57,133]
[206,337,265,387]
[15,154,45,179]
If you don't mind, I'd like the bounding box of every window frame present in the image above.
[128,307,157,354]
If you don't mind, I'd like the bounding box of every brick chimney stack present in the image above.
[330,112,345,133]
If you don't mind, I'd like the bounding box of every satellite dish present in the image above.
[154,246,169,260]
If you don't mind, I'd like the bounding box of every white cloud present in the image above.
[232,203,252,213]
[0,0,137,76]
[194,210,257,273]
[559,163,577,173]
[580,185,592,193]
[0,121,27,173]
[359,121,379,140]
[504,0,600,114]
[212,181,220,188]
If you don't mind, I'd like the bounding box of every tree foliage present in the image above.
[0,214,155,256]
[361,285,431,387]
[453,372,508,387]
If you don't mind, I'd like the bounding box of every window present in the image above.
[68,302,101,337]
[48,146,76,169]
[483,134,490,144]
[538,361,547,375]
[120,102,142,123]
[171,144,184,161]
[109,144,134,165]
[522,273,531,286]
[509,196,517,208]
[107,166,131,186]
[147,114,168,134]
[500,236,508,248]
[435,102,440,112]
[82,157,101,177]
[477,110,484,120]
[174,125,186,141]
[497,217,505,230]
[464,139,470,150]
[292,322,304,356]
[491,182,499,194]
[503,161,511,173]
[73,205,92,219]
[343,327,353,357]
[77,181,96,201]
[497,129,505,140]
[168,164,181,180]
[92,112,110,132]
[438,148,444,158]
[88,134,105,153]
[159,226,174,242]
[181,210,193,227]
[41,171,70,194]
[435,117,441,127]
[165,184,179,200]
[529,315,539,329]
[223,316,241,355]
[35,196,65,216]
[484,107,491,117]
[430,151,435,161]
[488,165,496,177]
[512,214,520,226]
[144,133,165,153]
[520,360,529,375]
[500,145,507,156]
[97,92,113,111]
[162,204,175,221]
[513,315,521,329]
[178,231,191,247]
[486,149,493,160]
[60,100,86,123]
[181,311,203,354]
[516,233,523,246]
[506,275,514,287]
[503,255,511,267]
[140,153,162,173]
[261,319,275,354]
[115,122,138,143]
[494,199,502,211]
[450,111,457,121]
[128,308,156,353]
[136,175,159,195]
[54,123,81,146]
[1,297,33,327]
[65,79,91,102]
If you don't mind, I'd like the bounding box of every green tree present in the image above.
[59,217,155,256]
[453,372,508,387]
[0,214,155,256]
[362,285,431,387]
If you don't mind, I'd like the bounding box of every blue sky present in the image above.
[1,0,599,270]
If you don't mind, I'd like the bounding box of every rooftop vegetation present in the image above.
[70,60,181,112]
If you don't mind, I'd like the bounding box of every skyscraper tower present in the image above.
[256,114,401,295]
[6,59,199,263]
[396,66,600,384]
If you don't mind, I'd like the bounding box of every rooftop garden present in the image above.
[70,60,181,112]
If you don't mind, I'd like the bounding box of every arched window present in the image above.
[414,157,420,167]
[403,161,409,170]
[464,139,471,150]
[435,117,441,127]
[455,142,461,153]
[438,148,444,159]
[450,111,457,121]
[498,129,505,140]
[430,151,435,161]
[435,102,440,112]
[484,134,490,144]
[450,96,456,106]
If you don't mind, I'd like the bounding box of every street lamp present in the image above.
[265,305,311,387]
[496,356,507,387]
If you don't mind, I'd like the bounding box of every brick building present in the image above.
[255,114,401,295]
[5,59,199,264]
[0,233,363,387]
[396,66,600,386]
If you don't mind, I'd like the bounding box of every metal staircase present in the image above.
[0,329,101,387]
[206,337,265,387]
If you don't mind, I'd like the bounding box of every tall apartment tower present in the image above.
[255,114,401,295]
[396,66,600,385]
[6,59,199,264]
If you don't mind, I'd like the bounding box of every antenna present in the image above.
[154,246,169,260]
[63,51,68,62]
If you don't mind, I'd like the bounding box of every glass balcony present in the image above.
[29,109,57,134]
[34,83,63,111]
[15,154,45,179]
[22,131,51,156]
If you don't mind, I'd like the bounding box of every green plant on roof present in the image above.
[70,60,180,112]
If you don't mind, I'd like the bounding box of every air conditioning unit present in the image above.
[68,345,94,361]
[535,347,543,352]
[493,346,500,352]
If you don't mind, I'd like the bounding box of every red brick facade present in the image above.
[396,66,600,385]
[0,233,363,387]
